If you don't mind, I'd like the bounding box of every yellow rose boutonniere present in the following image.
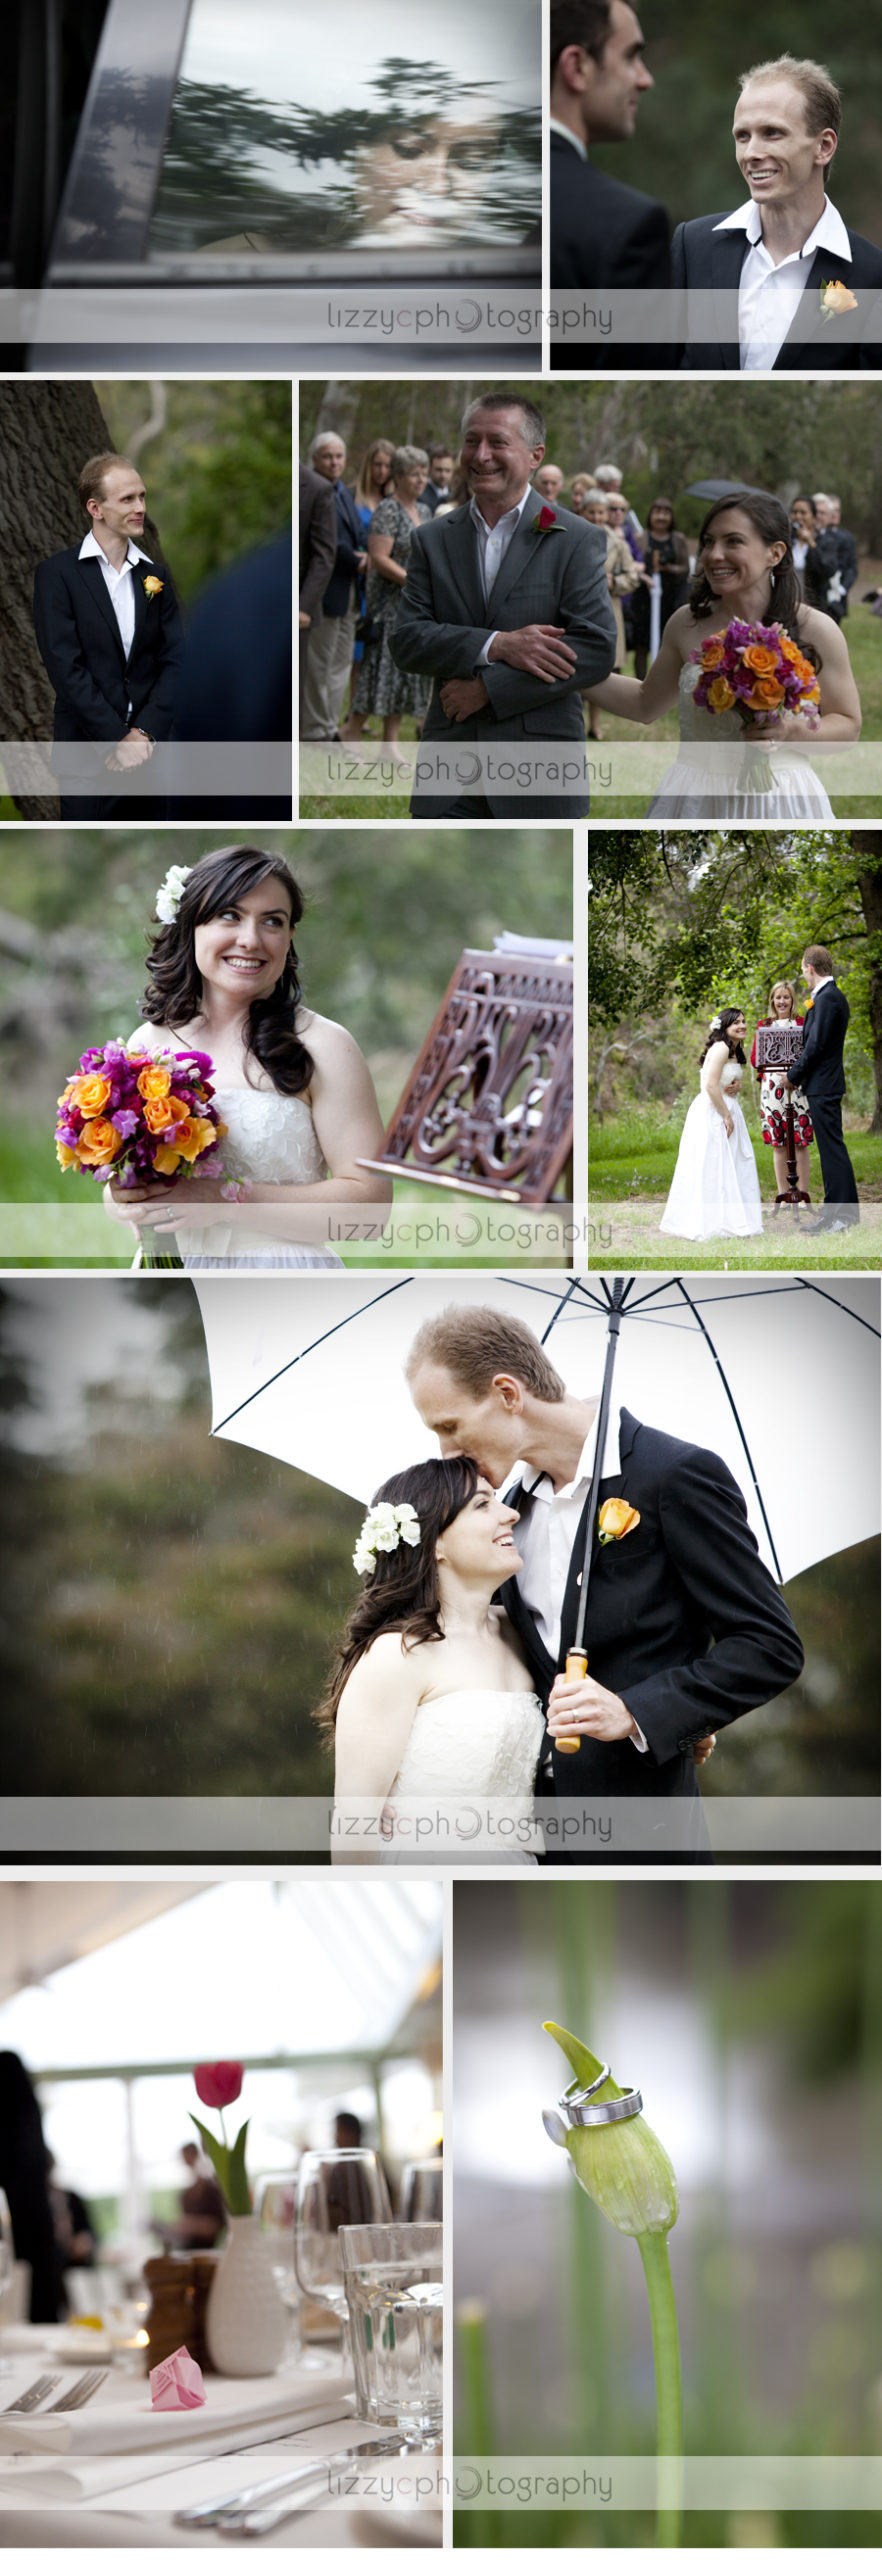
[143,576,164,598]
[819,279,858,323]
[598,1497,640,1545]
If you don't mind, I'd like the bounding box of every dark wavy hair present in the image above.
[699,1008,747,1069]
[143,845,313,1096]
[689,493,810,649]
[317,1456,482,1741]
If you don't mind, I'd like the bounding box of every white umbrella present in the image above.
[193,1274,879,1589]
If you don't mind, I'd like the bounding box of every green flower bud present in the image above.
[544,2019,679,2238]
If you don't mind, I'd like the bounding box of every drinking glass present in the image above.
[340,2222,442,2446]
[399,2160,443,2222]
[294,2150,391,2359]
[255,2177,300,2367]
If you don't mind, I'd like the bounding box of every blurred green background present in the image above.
[0,1282,876,1812]
[0,824,573,1264]
[454,1877,882,2546]
[588,0,879,241]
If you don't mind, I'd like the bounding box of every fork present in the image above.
[1,2374,59,2414]
[51,2369,108,2413]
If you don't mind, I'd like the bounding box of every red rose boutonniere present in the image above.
[532,505,562,533]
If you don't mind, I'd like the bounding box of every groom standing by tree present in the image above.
[33,452,182,818]
[406,1304,803,1860]
[789,944,860,1234]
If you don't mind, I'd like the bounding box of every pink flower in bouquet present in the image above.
[193,2062,244,2110]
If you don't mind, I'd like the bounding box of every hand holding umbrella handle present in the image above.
[556,1649,588,1751]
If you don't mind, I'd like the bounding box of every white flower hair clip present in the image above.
[709,1013,722,1030]
[353,1500,421,1575]
[155,864,193,925]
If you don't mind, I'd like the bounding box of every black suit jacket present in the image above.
[33,543,183,770]
[550,131,670,371]
[322,482,366,618]
[671,215,882,368]
[499,1407,804,1805]
[788,980,849,1099]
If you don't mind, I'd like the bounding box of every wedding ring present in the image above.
[558,2076,643,2127]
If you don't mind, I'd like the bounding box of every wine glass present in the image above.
[256,2176,299,2369]
[294,2149,391,2362]
[399,2160,443,2223]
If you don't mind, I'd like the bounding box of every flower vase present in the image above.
[205,2215,286,2377]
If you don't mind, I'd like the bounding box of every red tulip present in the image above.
[193,2061,243,2110]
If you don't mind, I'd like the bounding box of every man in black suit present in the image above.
[423,449,455,517]
[672,55,882,370]
[813,494,859,622]
[301,430,366,742]
[298,460,337,735]
[789,945,860,1234]
[550,0,670,371]
[407,1306,804,1861]
[33,452,183,819]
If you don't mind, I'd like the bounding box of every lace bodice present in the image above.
[211,1087,328,1184]
[390,1686,544,1801]
[700,1052,743,1096]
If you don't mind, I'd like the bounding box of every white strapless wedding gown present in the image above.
[647,665,835,820]
[378,1688,545,1864]
[661,1056,763,1241]
[159,1089,341,1268]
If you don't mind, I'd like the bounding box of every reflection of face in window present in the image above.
[353,118,502,243]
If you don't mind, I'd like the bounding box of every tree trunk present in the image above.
[0,382,165,818]
[854,831,882,1132]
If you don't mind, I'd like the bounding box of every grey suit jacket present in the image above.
[391,498,617,750]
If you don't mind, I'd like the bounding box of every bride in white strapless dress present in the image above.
[661,1009,762,1242]
[325,1458,546,1865]
[582,493,861,820]
[102,847,391,1267]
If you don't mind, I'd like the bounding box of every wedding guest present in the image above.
[790,496,843,615]
[750,980,814,1204]
[534,463,565,502]
[423,447,456,516]
[0,2052,63,2322]
[569,472,597,513]
[343,446,432,759]
[813,492,859,622]
[630,497,690,677]
[301,432,367,743]
[352,441,395,531]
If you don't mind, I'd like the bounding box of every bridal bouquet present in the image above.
[690,620,820,790]
[55,1043,229,1264]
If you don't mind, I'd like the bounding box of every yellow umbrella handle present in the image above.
[556,1649,588,1752]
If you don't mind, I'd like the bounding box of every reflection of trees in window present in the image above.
[150,58,540,255]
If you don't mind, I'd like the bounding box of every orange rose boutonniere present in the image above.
[819,279,858,323]
[142,575,164,598]
[598,1497,640,1545]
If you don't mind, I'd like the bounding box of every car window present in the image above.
[147,0,540,261]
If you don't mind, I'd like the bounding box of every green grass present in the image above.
[299,714,421,820]
[586,1102,882,1269]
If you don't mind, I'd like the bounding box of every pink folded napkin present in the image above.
[148,2348,206,2411]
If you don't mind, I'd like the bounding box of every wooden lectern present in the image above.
[358,944,573,1204]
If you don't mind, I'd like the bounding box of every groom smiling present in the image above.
[406,1304,804,1861]
[673,53,882,370]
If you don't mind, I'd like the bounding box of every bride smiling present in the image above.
[321,1457,545,1864]
[583,492,861,820]
[102,844,390,1266]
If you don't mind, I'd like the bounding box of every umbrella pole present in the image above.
[557,1279,626,1755]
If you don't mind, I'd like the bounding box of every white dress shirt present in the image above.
[79,529,149,723]
[471,482,535,667]
[507,1406,648,1752]
[714,195,853,372]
